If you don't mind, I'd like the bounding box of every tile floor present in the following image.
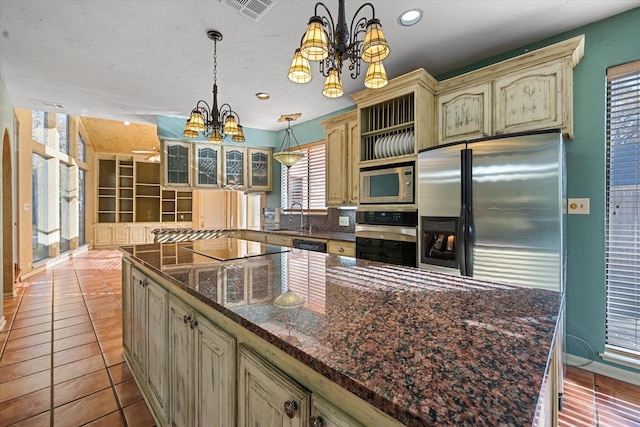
[2,249,640,426]
[0,249,155,426]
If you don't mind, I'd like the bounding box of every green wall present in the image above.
[438,7,640,370]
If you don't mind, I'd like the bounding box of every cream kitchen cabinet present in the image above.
[436,35,584,143]
[162,139,192,187]
[327,240,355,257]
[248,147,272,191]
[266,233,294,247]
[352,68,438,168]
[193,142,222,188]
[493,60,566,136]
[222,146,246,189]
[130,268,169,425]
[238,345,311,427]
[323,110,359,207]
[168,297,236,427]
[437,82,492,144]
[311,395,363,427]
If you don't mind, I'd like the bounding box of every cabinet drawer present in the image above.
[243,231,267,243]
[266,234,294,247]
[327,241,355,257]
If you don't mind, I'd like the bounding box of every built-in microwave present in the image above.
[359,162,414,205]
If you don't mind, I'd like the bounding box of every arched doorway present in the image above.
[3,128,14,296]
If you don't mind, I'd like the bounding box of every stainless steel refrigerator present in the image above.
[417,130,565,291]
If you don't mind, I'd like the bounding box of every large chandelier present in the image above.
[288,0,390,98]
[273,113,305,168]
[183,30,244,143]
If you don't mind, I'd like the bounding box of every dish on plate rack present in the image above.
[375,132,414,159]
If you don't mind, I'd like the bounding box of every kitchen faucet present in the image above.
[290,202,304,231]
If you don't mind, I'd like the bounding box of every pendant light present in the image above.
[273,113,305,168]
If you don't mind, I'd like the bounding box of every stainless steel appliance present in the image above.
[355,210,418,267]
[418,130,565,291]
[359,162,414,205]
[293,238,327,253]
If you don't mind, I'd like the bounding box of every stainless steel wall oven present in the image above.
[355,210,418,267]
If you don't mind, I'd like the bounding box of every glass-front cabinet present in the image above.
[223,146,246,188]
[193,142,222,188]
[247,147,272,191]
[162,139,191,187]
[160,139,271,190]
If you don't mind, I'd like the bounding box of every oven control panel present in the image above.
[356,210,418,226]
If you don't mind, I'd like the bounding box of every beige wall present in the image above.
[0,73,14,321]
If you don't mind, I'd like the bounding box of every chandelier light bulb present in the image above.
[322,69,344,98]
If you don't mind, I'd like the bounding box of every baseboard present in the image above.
[565,353,640,386]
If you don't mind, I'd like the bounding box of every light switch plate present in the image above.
[339,216,349,226]
[568,198,590,215]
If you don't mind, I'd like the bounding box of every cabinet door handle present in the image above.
[338,247,344,253]
[495,129,503,135]
[190,318,198,329]
[284,400,298,418]
[310,416,325,427]
[183,315,191,325]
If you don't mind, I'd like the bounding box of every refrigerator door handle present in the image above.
[465,149,474,277]
[457,204,467,276]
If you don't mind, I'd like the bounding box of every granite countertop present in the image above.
[121,238,561,426]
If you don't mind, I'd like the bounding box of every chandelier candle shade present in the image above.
[288,0,390,98]
[273,113,305,168]
[183,30,244,143]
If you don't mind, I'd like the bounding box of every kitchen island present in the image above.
[120,238,562,426]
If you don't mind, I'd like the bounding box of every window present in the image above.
[280,141,326,211]
[32,153,50,262]
[78,133,86,162]
[245,193,263,229]
[79,169,85,245]
[32,110,47,144]
[59,163,71,252]
[58,114,69,154]
[605,60,640,361]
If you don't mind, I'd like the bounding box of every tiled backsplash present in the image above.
[276,208,355,233]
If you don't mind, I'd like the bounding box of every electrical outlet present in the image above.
[339,216,349,226]
[568,198,590,215]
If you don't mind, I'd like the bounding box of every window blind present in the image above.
[281,141,326,211]
[605,60,640,357]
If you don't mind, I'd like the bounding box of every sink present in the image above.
[268,229,308,235]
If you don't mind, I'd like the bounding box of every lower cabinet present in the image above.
[130,268,169,425]
[239,345,311,427]
[168,297,236,427]
[238,345,363,427]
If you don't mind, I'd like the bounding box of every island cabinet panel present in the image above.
[238,345,311,427]
[168,297,236,427]
[437,82,491,144]
[130,268,169,425]
[493,60,565,136]
[311,395,364,427]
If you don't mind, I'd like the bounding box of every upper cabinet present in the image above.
[160,139,272,191]
[436,35,585,144]
[437,82,491,144]
[222,146,246,188]
[247,147,272,192]
[193,142,222,188]
[351,69,438,168]
[322,110,358,207]
[162,140,191,187]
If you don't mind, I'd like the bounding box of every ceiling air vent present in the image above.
[30,99,65,109]
[223,0,276,22]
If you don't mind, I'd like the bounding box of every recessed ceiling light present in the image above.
[399,9,422,26]
[256,92,270,100]
[123,121,130,126]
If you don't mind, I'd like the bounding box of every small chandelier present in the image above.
[288,0,390,98]
[273,113,304,168]
[183,30,243,143]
